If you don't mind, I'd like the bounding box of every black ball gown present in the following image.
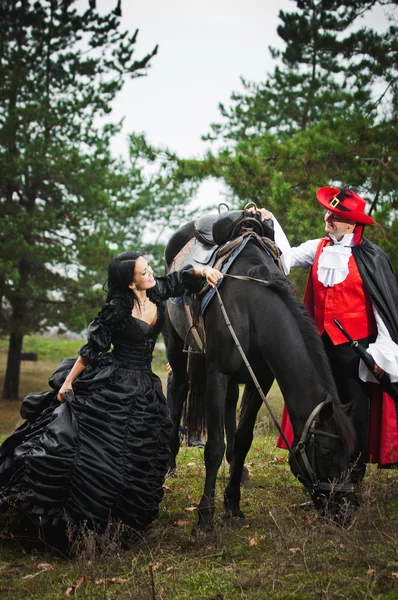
[0,269,196,545]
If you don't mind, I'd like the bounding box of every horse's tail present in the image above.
[183,352,207,439]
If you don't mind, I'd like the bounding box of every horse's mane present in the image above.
[246,244,356,456]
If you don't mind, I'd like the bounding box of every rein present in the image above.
[215,276,355,496]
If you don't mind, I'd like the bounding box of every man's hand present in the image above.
[246,207,273,221]
[372,363,385,381]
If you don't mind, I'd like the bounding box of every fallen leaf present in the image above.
[276,457,287,463]
[184,506,197,512]
[151,562,162,571]
[186,462,196,467]
[289,547,302,554]
[337,555,346,561]
[166,566,175,572]
[65,577,88,596]
[173,519,189,527]
[36,563,52,571]
[241,524,250,529]
[366,568,376,576]
[248,537,258,547]
[94,577,132,585]
[392,573,398,579]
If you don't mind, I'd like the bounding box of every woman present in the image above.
[0,252,222,547]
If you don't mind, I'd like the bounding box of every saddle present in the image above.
[168,209,281,356]
[190,209,274,270]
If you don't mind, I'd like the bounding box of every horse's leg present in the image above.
[225,380,239,466]
[168,370,188,473]
[224,381,250,484]
[167,326,188,473]
[224,372,274,519]
[196,371,229,532]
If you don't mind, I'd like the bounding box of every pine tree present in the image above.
[178,0,398,290]
[205,0,397,141]
[0,0,158,399]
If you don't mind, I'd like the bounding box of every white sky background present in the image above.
[99,0,294,211]
[94,0,394,214]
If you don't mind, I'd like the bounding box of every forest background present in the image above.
[1,0,397,400]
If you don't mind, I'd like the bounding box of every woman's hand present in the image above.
[203,266,223,288]
[57,381,73,403]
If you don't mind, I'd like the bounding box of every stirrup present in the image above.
[183,324,205,355]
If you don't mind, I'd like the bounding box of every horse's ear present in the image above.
[319,401,334,423]
[341,400,355,415]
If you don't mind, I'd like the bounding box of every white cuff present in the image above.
[359,337,398,384]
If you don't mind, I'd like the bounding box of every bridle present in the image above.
[215,278,355,497]
[291,401,355,495]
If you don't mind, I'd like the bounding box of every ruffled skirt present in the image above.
[0,356,172,542]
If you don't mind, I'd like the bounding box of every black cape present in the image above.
[353,238,398,402]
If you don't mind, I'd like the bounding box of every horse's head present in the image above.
[289,398,357,523]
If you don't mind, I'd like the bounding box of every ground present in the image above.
[0,337,397,599]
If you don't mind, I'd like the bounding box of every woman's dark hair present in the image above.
[104,251,142,308]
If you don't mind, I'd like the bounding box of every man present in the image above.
[262,187,398,474]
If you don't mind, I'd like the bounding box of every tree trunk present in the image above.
[3,331,24,400]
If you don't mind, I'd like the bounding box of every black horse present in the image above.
[166,231,357,531]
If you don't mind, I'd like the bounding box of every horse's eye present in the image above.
[320,448,331,457]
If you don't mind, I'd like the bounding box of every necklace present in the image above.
[138,297,147,311]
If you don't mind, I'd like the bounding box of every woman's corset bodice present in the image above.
[112,339,154,370]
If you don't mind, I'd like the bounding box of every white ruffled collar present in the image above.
[329,233,355,247]
[317,233,354,287]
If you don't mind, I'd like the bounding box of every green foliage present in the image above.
[205,0,398,141]
[0,0,201,397]
[0,335,82,361]
[0,0,161,340]
[180,0,398,278]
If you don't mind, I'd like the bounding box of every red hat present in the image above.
[316,187,374,225]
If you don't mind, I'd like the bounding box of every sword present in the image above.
[333,318,398,403]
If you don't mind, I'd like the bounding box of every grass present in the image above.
[0,336,397,599]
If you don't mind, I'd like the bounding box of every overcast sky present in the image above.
[95,0,394,209]
[97,0,294,208]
